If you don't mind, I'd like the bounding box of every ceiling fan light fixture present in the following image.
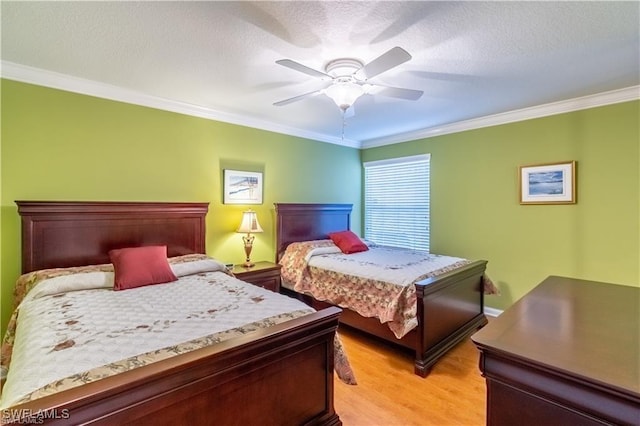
[323,82,365,111]
[274,47,421,116]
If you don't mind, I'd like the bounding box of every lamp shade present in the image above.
[237,210,263,233]
[324,82,365,111]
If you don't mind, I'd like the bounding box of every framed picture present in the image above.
[519,161,576,204]
[223,169,263,204]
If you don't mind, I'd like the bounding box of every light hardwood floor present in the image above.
[334,326,487,426]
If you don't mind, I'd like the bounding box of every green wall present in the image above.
[0,79,362,335]
[362,101,640,310]
[2,78,638,337]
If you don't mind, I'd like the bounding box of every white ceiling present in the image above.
[2,1,639,148]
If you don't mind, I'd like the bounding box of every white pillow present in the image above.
[28,271,114,301]
[170,258,228,277]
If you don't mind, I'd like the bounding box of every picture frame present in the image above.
[223,169,263,205]
[519,161,576,205]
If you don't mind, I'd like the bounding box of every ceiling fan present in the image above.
[273,46,424,114]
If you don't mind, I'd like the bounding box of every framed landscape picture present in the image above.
[223,169,263,204]
[519,161,576,205]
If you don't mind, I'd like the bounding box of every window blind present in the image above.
[363,154,430,251]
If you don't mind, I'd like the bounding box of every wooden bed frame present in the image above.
[7,201,342,425]
[275,203,488,377]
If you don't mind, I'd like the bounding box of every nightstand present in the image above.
[232,261,281,293]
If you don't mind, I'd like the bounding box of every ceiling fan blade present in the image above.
[356,46,412,80]
[276,59,331,79]
[273,89,322,106]
[376,85,424,101]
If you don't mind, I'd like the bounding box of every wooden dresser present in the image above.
[471,276,639,425]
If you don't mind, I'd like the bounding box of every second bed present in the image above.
[275,203,498,377]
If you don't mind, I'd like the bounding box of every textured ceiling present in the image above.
[2,1,639,147]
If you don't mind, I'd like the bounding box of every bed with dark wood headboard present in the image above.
[275,202,488,377]
[5,201,342,425]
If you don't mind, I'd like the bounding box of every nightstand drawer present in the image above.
[232,261,281,293]
[247,274,281,292]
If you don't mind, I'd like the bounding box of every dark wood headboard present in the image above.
[17,201,209,273]
[274,203,352,261]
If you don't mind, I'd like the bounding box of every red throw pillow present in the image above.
[329,230,369,254]
[109,246,178,291]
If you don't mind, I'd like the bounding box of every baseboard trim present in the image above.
[484,306,504,317]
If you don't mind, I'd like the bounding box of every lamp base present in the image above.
[242,233,255,269]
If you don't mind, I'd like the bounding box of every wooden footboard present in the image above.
[413,260,488,376]
[295,260,488,377]
[3,308,342,426]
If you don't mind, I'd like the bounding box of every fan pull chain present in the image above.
[340,106,350,141]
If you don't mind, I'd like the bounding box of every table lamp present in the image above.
[236,210,263,267]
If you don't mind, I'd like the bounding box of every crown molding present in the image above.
[0,61,361,149]
[3,61,636,151]
[361,85,640,148]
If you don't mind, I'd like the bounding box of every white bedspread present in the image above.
[281,242,468,291]
[308,245,467,285]
[1,268,312,408]
[279,241,485,338]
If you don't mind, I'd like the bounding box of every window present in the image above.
[364,154,430,251]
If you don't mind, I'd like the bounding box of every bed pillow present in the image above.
[169,255,229,277]
[109,246,177,291]
[329,230,369,254]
